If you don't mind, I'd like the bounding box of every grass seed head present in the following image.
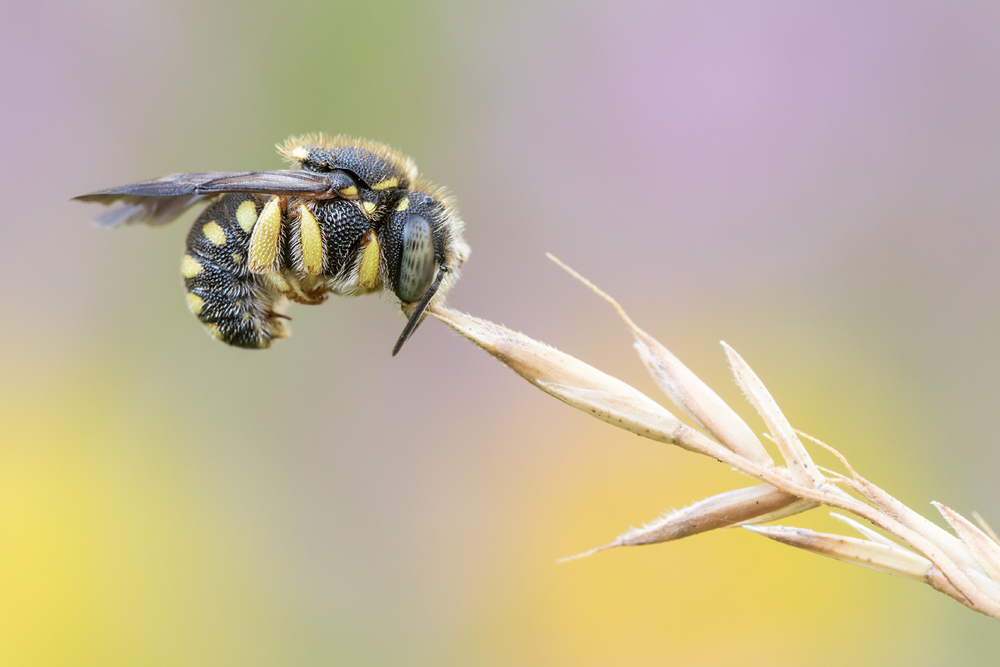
[547,254,774,469]
[430,262,1000,621]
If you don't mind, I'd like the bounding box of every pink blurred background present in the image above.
[2,1,999,663]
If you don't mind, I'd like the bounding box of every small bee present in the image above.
[76,135,470,355]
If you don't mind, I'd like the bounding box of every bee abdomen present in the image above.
[181,194,289,348]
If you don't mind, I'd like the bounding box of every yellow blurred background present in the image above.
[2,0,999,664]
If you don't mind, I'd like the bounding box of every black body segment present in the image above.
[182,194,287,348]
[281,136,413,217]
[298,146,411,190]
[309,199,374,277]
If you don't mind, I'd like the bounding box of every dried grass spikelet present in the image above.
[545,256,774,470]
[431,306,726,459]
[430,256,1000,622]
[741,524,966,603]
[556,484,800,562]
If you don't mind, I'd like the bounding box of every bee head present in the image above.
[380,190,468,355]
[381,192,446,304]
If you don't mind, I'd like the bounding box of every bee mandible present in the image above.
[76,135,470,355]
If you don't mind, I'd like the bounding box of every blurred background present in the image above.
[2,0,1000,664]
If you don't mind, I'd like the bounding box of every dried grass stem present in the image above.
[428,258,1000,621]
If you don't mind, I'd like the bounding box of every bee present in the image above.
[76,135,469,355]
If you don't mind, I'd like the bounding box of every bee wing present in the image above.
[77,193,208,228]
[75,170,333,228]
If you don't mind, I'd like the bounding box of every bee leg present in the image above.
[281,272,329,305]
[260,268,328,306]
[248,196,285,273]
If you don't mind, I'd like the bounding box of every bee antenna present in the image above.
[391,266,448,356]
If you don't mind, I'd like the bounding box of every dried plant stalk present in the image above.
[430,259,1000,621]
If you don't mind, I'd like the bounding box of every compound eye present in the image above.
[396,215,436,303]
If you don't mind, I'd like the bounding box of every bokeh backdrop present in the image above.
[3,0,1000,664]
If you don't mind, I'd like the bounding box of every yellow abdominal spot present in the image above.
[235,200,258,234]
[205,323,223,341]
[359,232,381,290]
[372,177,398,191]
[338,185,358,198]
[203,221,226,246]
[395,197,409,212]
[185,292,204,315]
[361,201,377,216]
[181,255,203,278]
